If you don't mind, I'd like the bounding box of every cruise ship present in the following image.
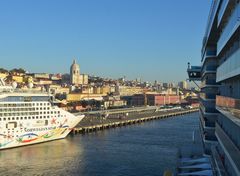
[0,79,84,150]
[187,0,240,175]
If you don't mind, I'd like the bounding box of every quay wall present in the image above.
[71,108,199,135]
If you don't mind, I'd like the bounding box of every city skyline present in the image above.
[0,0,211,82]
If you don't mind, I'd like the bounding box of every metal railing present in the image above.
[215,123,240,173]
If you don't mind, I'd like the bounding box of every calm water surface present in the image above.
[0,113,199,176]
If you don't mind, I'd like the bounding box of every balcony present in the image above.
[201,78,218,88]
[200,107,218,121]
[217,48,240,82]
[202,65,217,78]
[217,4,240,55]
[216,95,240,120]
[199,121,217,144]
[204,65,218,72]
[202,49,217,63]
[215,123,240,175]
[200,111,216,130]
[202,0,220,51]
[218,0,236,28]
[200,102,218,114]
[211,146,228,176]
[187,66,201,81]
[200,92,216,100]
[217,0,229,27]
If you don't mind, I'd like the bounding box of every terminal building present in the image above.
[188,0,240,175]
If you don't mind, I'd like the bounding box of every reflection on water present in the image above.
[0,113,199,176]
[0,139,83,176]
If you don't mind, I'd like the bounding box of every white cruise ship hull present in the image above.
[0,99,85,150]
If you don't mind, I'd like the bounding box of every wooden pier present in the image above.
[71,109,198,134]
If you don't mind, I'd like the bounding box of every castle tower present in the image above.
[70,59,81,85]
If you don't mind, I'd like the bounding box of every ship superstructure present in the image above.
[188,0,240,175]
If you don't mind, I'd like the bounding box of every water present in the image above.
[0,113,199,176]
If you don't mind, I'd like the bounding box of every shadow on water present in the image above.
[0,113,199,176]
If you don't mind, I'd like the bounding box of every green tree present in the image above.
[0,68,8,73]
[10,68,26,74]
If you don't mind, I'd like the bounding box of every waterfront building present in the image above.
[66,93,104,102]
[81,74,89,85]
[162,83,169,88]
[178,81,188,90]
[130,94,180,107]
[115,85,144,96]
[0,73,8,79]
[188,0,240,175]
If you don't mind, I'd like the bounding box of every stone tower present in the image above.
[70,59,81,85]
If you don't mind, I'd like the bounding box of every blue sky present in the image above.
[0,0,211,83]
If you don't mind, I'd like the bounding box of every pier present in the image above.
[72,108,198,134]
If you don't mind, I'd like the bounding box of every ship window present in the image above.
[47,111,49,114]
[24,117,27,120]
[47,107,50,110]
[32,116,35,119]
[20,117,23,120]
[6,122,17,129]
[12,117,15,120]
[51,111,53,114]
[40,103,42,106]
[28,117,31,119]
[3,118,6,121]
[16,117,19,120]
[40,116,42,119]
[8,117,10,120]
[44,107,46,110]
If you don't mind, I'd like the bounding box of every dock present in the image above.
[72,108,198,134]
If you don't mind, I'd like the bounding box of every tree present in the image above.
[0,68,8,73]
[10,68,26,74]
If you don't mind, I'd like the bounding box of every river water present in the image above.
[0,113,199,176]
